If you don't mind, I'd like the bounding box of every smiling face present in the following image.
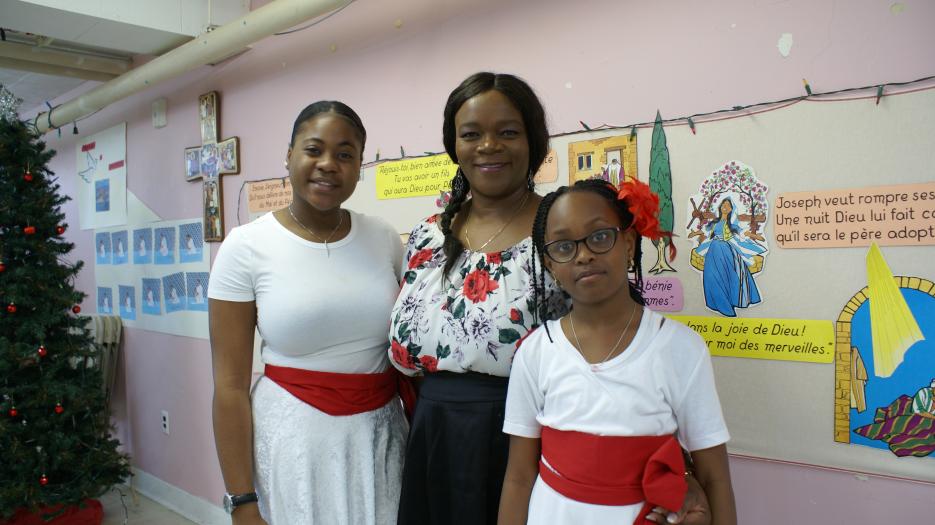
[287,112,363,212]
[544,191,636,305]
[719,198,734,219]
[453,90,530,199]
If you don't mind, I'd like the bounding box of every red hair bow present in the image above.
[613,179,677,260]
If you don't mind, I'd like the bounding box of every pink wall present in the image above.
[36,0,935,519]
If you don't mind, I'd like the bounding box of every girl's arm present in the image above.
[690,444,736,525]
[210,298,266,525]
[497,435,541,525]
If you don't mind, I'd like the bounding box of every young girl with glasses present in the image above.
[498,178,736,525]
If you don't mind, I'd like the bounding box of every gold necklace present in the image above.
[288,204,345,257]
[464,191,531,252]
[569,304,640,371]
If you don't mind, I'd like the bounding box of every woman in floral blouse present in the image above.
[390,72,561,525]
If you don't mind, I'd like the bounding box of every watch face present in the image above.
[222,494,234,513]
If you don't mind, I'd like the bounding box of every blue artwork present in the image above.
[118,285,136,320]
[154,227,176,265]
[162,272,186,313]
[186,272,209,312]
[97,287,113,314]
[95,232,111,265]
[111,231,129,265]
[178,222,204,263]
[141,278,162,316]
[133,228,153,265]
[95,179,110,212]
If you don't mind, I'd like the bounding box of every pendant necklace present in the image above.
[569,303,640,372]
[288,204,345,257]
[464,191,531,252]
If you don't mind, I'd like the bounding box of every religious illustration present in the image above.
[567,133,637,186]
[133,228,152,265]
[110,231,128,265]
[185,91,240,242]
[186,272,209,312]
[648,112,675,274]
[154,227,176,265]
[95,179,110,212]
[118,285,136,321]
[178,222,205,263]
[95,232,112,265]
[834,244,934,458]
[686,161,769,317]
[97,287,113,314]
[162,272,186,313]
[141,278,162,316]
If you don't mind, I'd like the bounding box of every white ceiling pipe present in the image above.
[31,0,349,133]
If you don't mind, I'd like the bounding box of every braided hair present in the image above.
[530,179,647,341]
[439,72,550,277]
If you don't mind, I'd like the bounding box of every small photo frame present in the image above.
[154,227,176,265]
[95,232,112,265]
[133,228,152,265]
[185,147,202,181]
[111,231,129,265]
[218,137,239,174]
[118,285,136,321]
[204,180,223,242]
[141,278,162,316]
[200,143,219,178]
[95,179,110,212]
[186,272,209,312]
[163,272,186,313]
[199,92,218,142]
[178,222,204,263]
[97,287,113,314]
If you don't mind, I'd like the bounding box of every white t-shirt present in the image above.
[503,308,730,523]
[208,211,404,374]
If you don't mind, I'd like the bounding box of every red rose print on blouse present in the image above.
[418,355,438,372]
[463,269,499,303]
[408,248,434,269]
[487,252,502,265]
[509,308,522,323]
[391,339,416,369]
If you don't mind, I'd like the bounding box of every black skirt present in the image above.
[397,371,510,525]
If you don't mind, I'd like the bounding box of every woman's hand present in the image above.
[645,474,711,525]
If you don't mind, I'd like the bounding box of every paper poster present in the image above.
[186,272,209,312]
[163,273,186,313]
[686,161,769,317]
[97,287,113,314]
[153,227,176,265]
[774,181,935,248]
[670,315,834,363]
[111,231,128,265]
[95,232,111,265]
[178,222,204,263]
[118,285,136,321]
[133,228,152,265]
[247,178,293,215]
[76,123,127,229]
[567,133,637,186]
[642,277,683,312]
[833,245,934,457]
[375,153,456,200]
[141,278,162,316]
[533,149,558,184]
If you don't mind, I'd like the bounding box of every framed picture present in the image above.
[218,137,240,174]
[203,179,223,242]
[185,147,202,181]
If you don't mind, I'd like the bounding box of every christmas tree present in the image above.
[0,86,129,520]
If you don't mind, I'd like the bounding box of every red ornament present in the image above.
[8,408,17,417]
[39,475,49,486]
[0,262,5,272]
[56,225,66,235]
[54,403,64,414]
[37,345,47,357]
[72,305,81,314]
[24,172,33,182]
[23,226,36,235]
[6,303,16,313]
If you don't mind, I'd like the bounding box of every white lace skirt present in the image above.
[251,376,407,525]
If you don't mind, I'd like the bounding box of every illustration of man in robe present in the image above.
[854,379,935,457]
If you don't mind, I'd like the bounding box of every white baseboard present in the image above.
[130,468,228,525]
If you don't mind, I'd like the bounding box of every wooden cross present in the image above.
[185,91,240,242]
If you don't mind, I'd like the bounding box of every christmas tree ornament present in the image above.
[0,261,5,272]
[7,303,16,313]
[38,345,48,357]
[8,407,18,417]
[72,305,81,314]
[24,172,33,182]
[23,225,36,235]
[56,225,66,235]
[54,403,64,414]
[39,475,49,486]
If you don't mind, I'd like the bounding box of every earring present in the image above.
[283,160,288,169]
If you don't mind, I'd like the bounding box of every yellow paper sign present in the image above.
[668,315,834,363]
[376,154,457,200]
[247,178,292,214]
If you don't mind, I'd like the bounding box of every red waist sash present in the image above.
[539,426,686,525]
[265,364,415,419]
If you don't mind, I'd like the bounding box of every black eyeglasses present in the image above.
[543,227,624,263]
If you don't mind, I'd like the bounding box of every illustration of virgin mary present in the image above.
[692,196,767,316]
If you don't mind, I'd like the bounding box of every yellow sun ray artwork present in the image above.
[866,243,924,377]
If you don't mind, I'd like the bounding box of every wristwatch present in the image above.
[222,491,258,513]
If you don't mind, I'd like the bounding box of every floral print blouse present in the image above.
[389,215,568,377]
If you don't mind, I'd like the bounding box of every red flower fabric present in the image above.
[463,269,499,303]
[408,248,434,269]
[418,355,438,372]
[487,252,502,265]
[391,340,416,369]
[509,308,522,323]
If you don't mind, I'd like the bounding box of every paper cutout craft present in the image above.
[648,111,675,274]
[567,134,637,186]
[866,243,924,377]
[184,91,240,241]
